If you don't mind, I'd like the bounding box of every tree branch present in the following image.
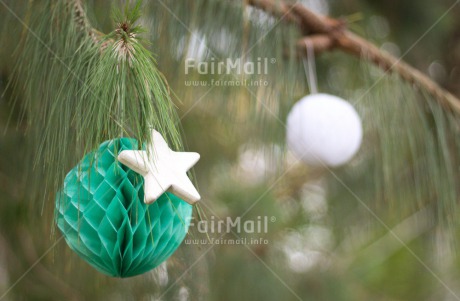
[249,0,460,114]
[71,0,111,49]
[72,0,98,42]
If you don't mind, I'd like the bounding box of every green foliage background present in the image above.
[0,0,460,300]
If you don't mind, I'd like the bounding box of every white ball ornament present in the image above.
[286,93,363,167]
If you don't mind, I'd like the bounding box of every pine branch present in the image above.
[72,0,98,42]
[72,0,112,49]
[248,0,460,114]
[8,0,182,197]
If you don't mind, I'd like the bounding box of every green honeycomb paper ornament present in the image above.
[55,138,193,278]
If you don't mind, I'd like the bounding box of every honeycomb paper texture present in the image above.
[55,138,193,277]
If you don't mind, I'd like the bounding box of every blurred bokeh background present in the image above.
[1,0,460,300]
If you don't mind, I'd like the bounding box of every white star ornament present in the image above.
[117,130,200,205]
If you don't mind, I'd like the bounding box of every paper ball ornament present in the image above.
[55,138,193,278]
[286,93,363,167]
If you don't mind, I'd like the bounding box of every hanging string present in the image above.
[302,40,318,94]
[117,83,124,138]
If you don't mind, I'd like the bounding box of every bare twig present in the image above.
[72,0,460,113]
[249,0,460,114]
